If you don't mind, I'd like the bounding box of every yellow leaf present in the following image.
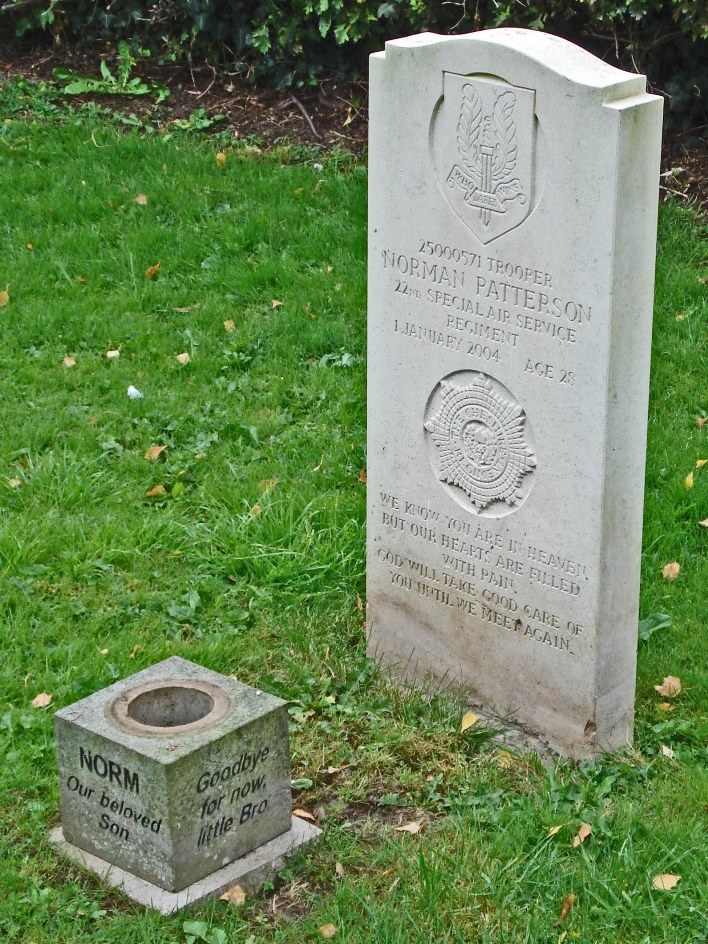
[699,518,708,528]
[335,862,345,879]
[26,243,33,250]
[258,478,279,493]
[135,194,149,205]
[696,415,706,428]
[654,675,681,697]
[63,356,76,368]
[661,561,680,581]
[572,823,592,848]
[0,288,9,307]
[129,644,142,659]
[674,310,687,321]
[548,824,564,837]
[395,820,423,834]
[684,471,694,489]
[271,299,283,309]
[249,503,262,516]
[319,925,337,939]
[557,892,575,923]
[223,318,235,332]
[145,262,160,280]
[342,109,354,127]
[293,808,317,823]
[660,744,675,758]
[652,873,680,891]
[106,349,120,359]
[220,884,246,904]
[144,444,167,461]
[146,484,167,497]
[656,701,674,713]
[696,458,707,469]
[31,692,52,709]
[215,151,227,166]
[175,352,191,365]
[460,711,478,732]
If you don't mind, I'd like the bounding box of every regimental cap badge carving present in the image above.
[431,74,537,244]
[424,373,536,514]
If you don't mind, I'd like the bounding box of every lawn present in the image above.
[0,88,706,944]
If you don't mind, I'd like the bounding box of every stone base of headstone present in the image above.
[50,817,320,915]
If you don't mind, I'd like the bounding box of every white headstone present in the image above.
[366,29,663,757]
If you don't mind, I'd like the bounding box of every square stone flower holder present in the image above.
[51,657,320,914]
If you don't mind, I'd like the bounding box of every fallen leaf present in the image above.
[319,925,337,939]
[495,750,514,769]
[135,193,149,205]
[175,352,191,365]
[106,349,120,359]
[8,477,23,488]
[696,458,707,469]
[223,318,235,332]
[258,478,279,492]
[572,823,592,848]
[335,862,345,879]
[674,310,687,321]
[220,884,246,905]
[146,484,167,497]
[129,644,142,659]
[358,468,367,483]
[144,444,167,461]
[652,873,680,891]
[460,711,478,732]
[684,471,694,489]
[0,288,9,306]
[356,592,364,612]
[395,820,423,834]
[145,262,160,280]
[271,299,283,308]
[97,647,108,655]
[215,151,227,166]
[293,808,317,823]
[249,503,262,516]
[31,692,52,709]
[656,701,674,712]
[654,675,681,697]
[699,518,708,528]
[127,384,143,399]
[548,824,564,837]
[661,561,680,581]
[660,744,675,758]
[696,415,706,428]
[557,892,575,923]
[63,356,76,368]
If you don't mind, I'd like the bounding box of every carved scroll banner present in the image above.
[366,30,663,757]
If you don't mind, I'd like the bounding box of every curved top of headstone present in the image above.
[380,28,646,100]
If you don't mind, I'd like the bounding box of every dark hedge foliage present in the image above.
[3,0,706,128]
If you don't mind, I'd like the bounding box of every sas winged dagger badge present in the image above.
[433,74,536,243]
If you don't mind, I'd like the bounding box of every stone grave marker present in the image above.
[51,657,319,912]
[366,29,663,757]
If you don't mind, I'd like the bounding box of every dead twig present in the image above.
[288,93,321,139]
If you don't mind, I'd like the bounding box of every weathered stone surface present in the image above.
[367,29,663,757]
[50,816,321,915]
[55,657,292,891]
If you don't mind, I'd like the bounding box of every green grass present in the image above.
[0,88,706,944]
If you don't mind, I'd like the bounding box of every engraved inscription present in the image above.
[424,372,536,516]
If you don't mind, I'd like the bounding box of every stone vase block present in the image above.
[367,30,663,757]
[55,657,293,892]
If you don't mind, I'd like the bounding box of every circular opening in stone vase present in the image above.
[109,678,231,737]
